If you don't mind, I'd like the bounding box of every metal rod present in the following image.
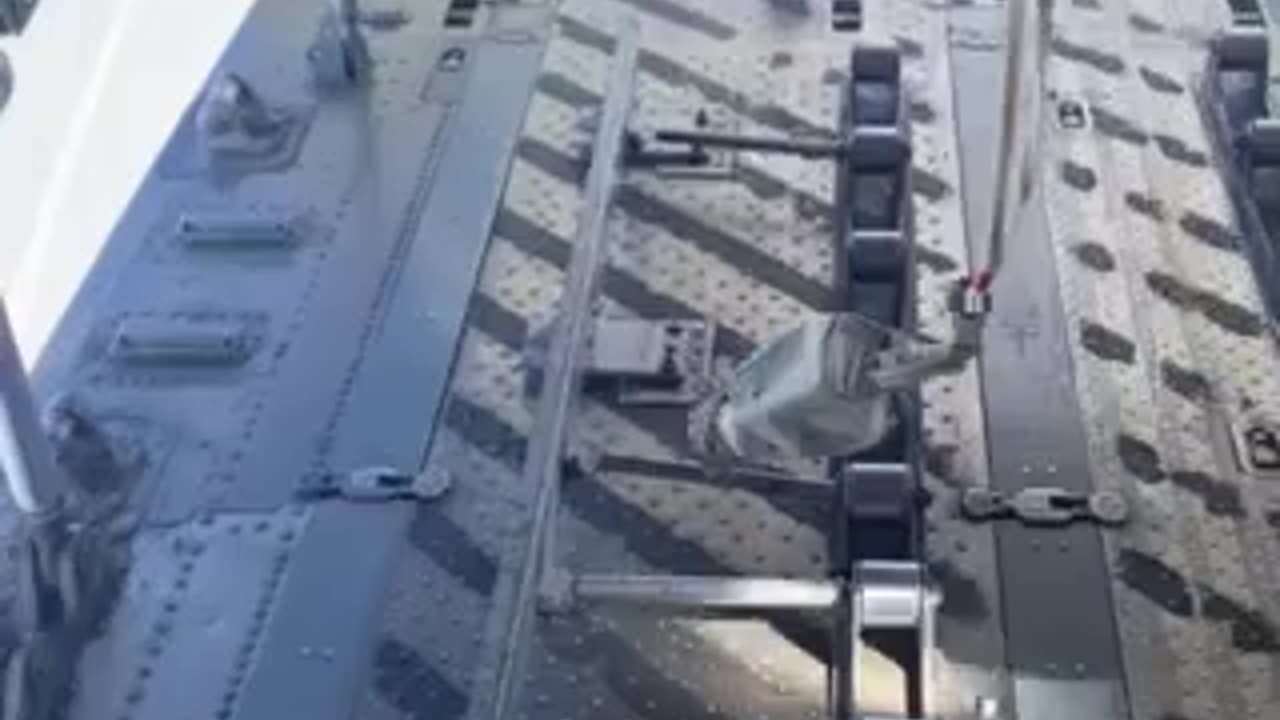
[486,22,639,720]
[833,580,857,720]
[832,471,854,720]
[849,583,862,720]
[653,128,845,159]
[0,302,67,517]
[573,574,840,610]
[981,0,1047,284]
[918,582,940,719]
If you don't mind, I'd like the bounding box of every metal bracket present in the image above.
[524,317,715,406]
[193,73,310,177]
[960,486,1129,527]
[295,466,452,502]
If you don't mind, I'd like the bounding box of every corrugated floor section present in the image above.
[362,0,1005,718]
[362,0,1280,718]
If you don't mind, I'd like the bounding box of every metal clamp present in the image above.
[296,466,452,502]
[960,487,1129,526]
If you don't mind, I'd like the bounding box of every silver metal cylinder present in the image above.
[573,574,841,610]
[0,302,68,516]
[855,560,931,629]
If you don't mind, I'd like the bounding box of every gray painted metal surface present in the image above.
[5,0,1279,718]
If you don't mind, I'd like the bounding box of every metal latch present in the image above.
[960,487,1129,527]
[296,466,452,502]
[1244,425,1280,470]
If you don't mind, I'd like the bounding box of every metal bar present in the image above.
[487,22,639,720]
[572,574,840,610]
[531,20,637,599]
[0,301,67,517]
[653,128,845,158]
[918,584,939,719]
[951,8,1129,715]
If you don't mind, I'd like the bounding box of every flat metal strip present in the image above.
[511,135,833,310]
[948,5,1130,719]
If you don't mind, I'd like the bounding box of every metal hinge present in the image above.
[960,487,1129,527]
[296,466,452,502]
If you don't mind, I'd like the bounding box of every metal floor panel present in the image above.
[371,1,1011,719]
[1041,0,1280,718]
[10,0,1280,718]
